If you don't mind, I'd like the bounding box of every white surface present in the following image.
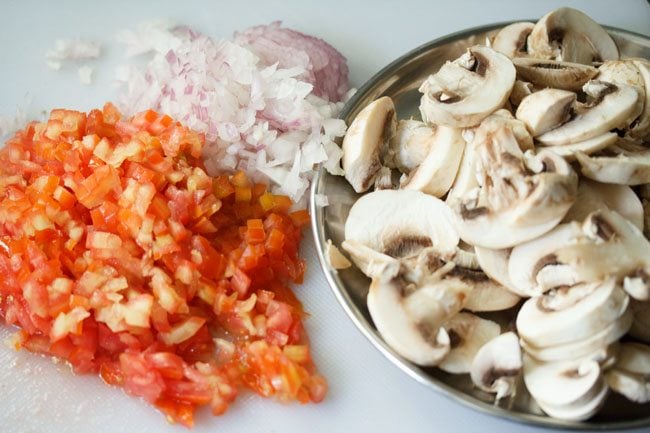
[0,1,649,432]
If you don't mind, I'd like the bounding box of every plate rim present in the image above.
[310,21,650,431]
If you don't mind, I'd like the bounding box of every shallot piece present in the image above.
[115,22,350,205]
[234,21,350,102]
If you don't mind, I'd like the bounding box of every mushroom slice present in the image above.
[629,59,650,140]
[512,57,598,91]
[537,81,639,146]
[555,209,650,300]
[385,119,435,173]
[438,313,500,374]
[452,115,577,249]
[509,80,534,108]
[401,125,465,197]
[516,278,629,348]
[491,22,535,58]
[509,223,583,295]
[474,247,521,296]
[515,88,576,136]
[448,259,520,312]
[367,275,471,365]
[470,332,522,399]
[342,96,396,192]
[344,189,459,263]
[563,179,644,231]
[543,132,618,160]
[419,46,516,127]
[528,7,619,64]
[446,129,479,204]
[523,352,608,421]
[341,239,400,279]
[576,141,650,185]
[629,300,650,343]
[606,343,650,403]
[324,239,352,271]
[597,60,646,133]
[521,307,632,362]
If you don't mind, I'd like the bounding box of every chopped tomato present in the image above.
[0,105,323,427]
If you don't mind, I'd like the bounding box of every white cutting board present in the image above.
[1,1,649,433]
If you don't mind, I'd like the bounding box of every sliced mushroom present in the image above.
[605,342,650,403]
[528,7,619,64]
[512,57,598,91]
[324,239,352,271]
[373,166,393,190]
[419,46,516,127]
[515,88,576,136]
[385,119,435,173]
[523,352,609,421]
[629,59,650,140]
[576,140,650,185]
[629,300,650,343]
[507,223,582,296]
[563,179,644,229]
[543,132,618,160]
[452,114,577,249]
[555,209,650,300]
[448,250,521,312]
[470,332,522,399]
[401,125,465,197]
[597,60,646,133]
[342,96,396,192]
[537,81,639,146]
[516,278,629,348]
[341,239,400,280]
[344,189,459,265]
[509,80,535,108]
[367,274,470,365]
[491,22,535,58]
[446,129,480,204]
[521,307,632,362]
[474,247,521,296]
[438,312,501,373]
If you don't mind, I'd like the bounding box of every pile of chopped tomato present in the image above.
[0,104,325,427]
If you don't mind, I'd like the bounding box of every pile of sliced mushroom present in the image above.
[335,7,650,422]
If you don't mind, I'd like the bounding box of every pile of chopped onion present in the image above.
[115,22,351,206]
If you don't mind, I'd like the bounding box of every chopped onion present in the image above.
[78,65,94,85]
[115,23,350,206]
[46,39,101,60]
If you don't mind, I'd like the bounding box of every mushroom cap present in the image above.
[516,278,629,348]
[438,312,501,373]
[606,342,650,403]
[491,22,535,58]
[419,46,516,128]
[368,275,472,366]
[385,119,435,173]
[537,81,639,146]
[521,307,632,362]
[515,88,576,136]
[512,57,598,91]
[576,141,650,185]
[563,179,644,231]
[342,96,396,192]
[345,189,459,261]
[528,7,619,63]
[470,332,522,398]
[543,132,618,161]
[401,125,465,197]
